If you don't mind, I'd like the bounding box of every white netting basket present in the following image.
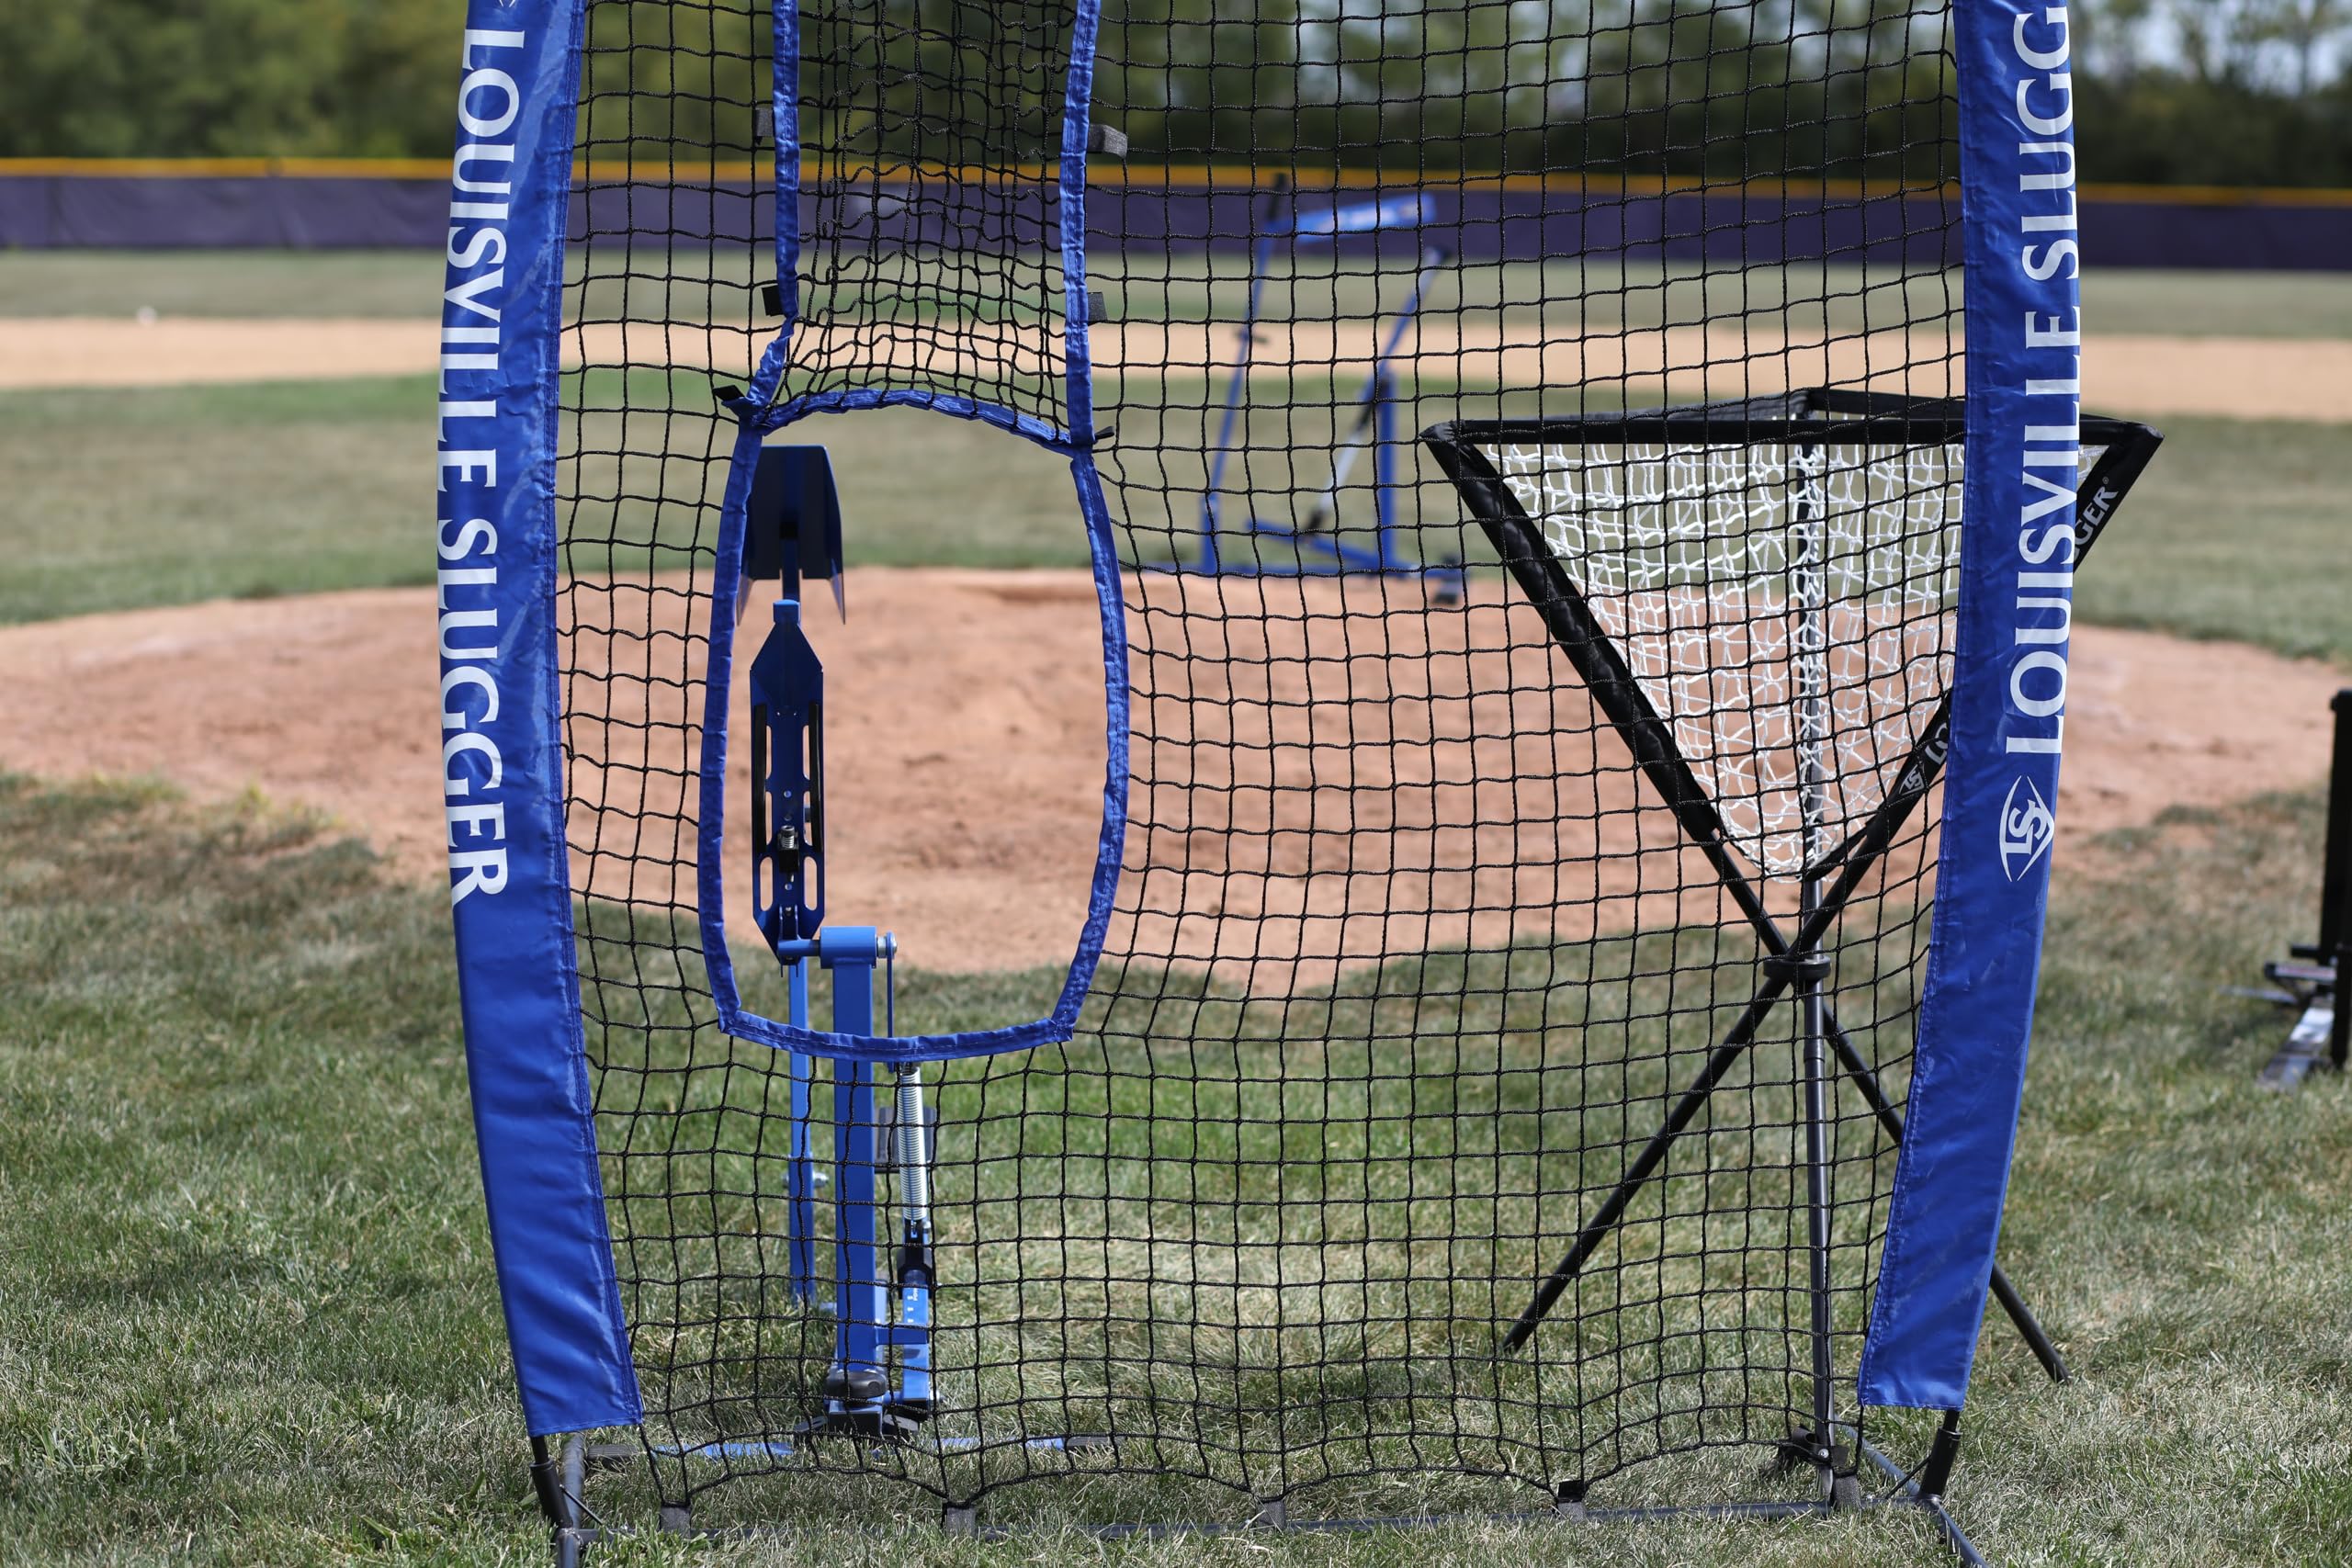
[1483,434,1962,878]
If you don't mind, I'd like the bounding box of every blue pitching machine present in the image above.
[1188,184,1462,600]
[741,445,935,1443]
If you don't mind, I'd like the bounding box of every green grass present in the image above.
[1108,254,2352,341]
[0,251,447,319]
[0,779,535,1564]
[0,379,442,622]
[2076,415,2352,663]
[582,906,1872,1520]
[0,377,1101,626]
[2,774,2347,1564]
[4,250,2346,342]
[2083,267,2352,339]
[568,372,1101,575]
[0,366,1519,623]
[7,372,2347,674]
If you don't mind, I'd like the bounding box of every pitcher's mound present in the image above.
[0,570,2335,972]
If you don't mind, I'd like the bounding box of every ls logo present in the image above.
[1998,775,2057,881]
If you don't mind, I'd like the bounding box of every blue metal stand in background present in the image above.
[1184,186,1463,601]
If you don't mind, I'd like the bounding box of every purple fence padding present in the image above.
[2079,196,2352,271]
[0,169,2346,269]
[0,178,52,247]
[1,174,448,249]
[572,178,775,246]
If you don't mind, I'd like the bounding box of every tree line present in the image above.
[1,0,2346,188]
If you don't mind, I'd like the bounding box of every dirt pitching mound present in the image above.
[0,570,2337,974]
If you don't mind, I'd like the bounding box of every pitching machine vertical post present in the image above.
[744,445,934,1441]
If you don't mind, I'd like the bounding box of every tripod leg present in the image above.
[1819,1004,2069,1382]
[1501,972,1795,1353]
[1793,928,1841,1502]
[1918,1406,1963,1499]
[1986,1261,2068,1382]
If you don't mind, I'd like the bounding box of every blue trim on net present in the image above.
[770,0,804,339]
[1858,0,2083,1409]
[1059,0,1104,444]
[538,1,637,1429]
[765,387,1084,455]
[444,0,641,1438]
[1049,0,1130,1038]
[690,0,1127,1065]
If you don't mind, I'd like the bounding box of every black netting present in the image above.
[548,0,2076,1531]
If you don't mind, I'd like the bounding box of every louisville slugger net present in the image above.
[455,0,2155,1545]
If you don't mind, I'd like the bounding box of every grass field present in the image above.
[4,250,2346,643]
[2075,414,2352,663]
[0,378,1099,623]
[0,252,447,320]
[5,251,2349,341]
[2,776,2346,1565]
[3,371,2348,666]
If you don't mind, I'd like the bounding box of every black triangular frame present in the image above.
[1419,389,2162,1510]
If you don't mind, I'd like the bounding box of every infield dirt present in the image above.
[6,314,2350,423]
[0,568,2335,973]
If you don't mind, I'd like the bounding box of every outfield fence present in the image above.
[1,158,2346,269]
